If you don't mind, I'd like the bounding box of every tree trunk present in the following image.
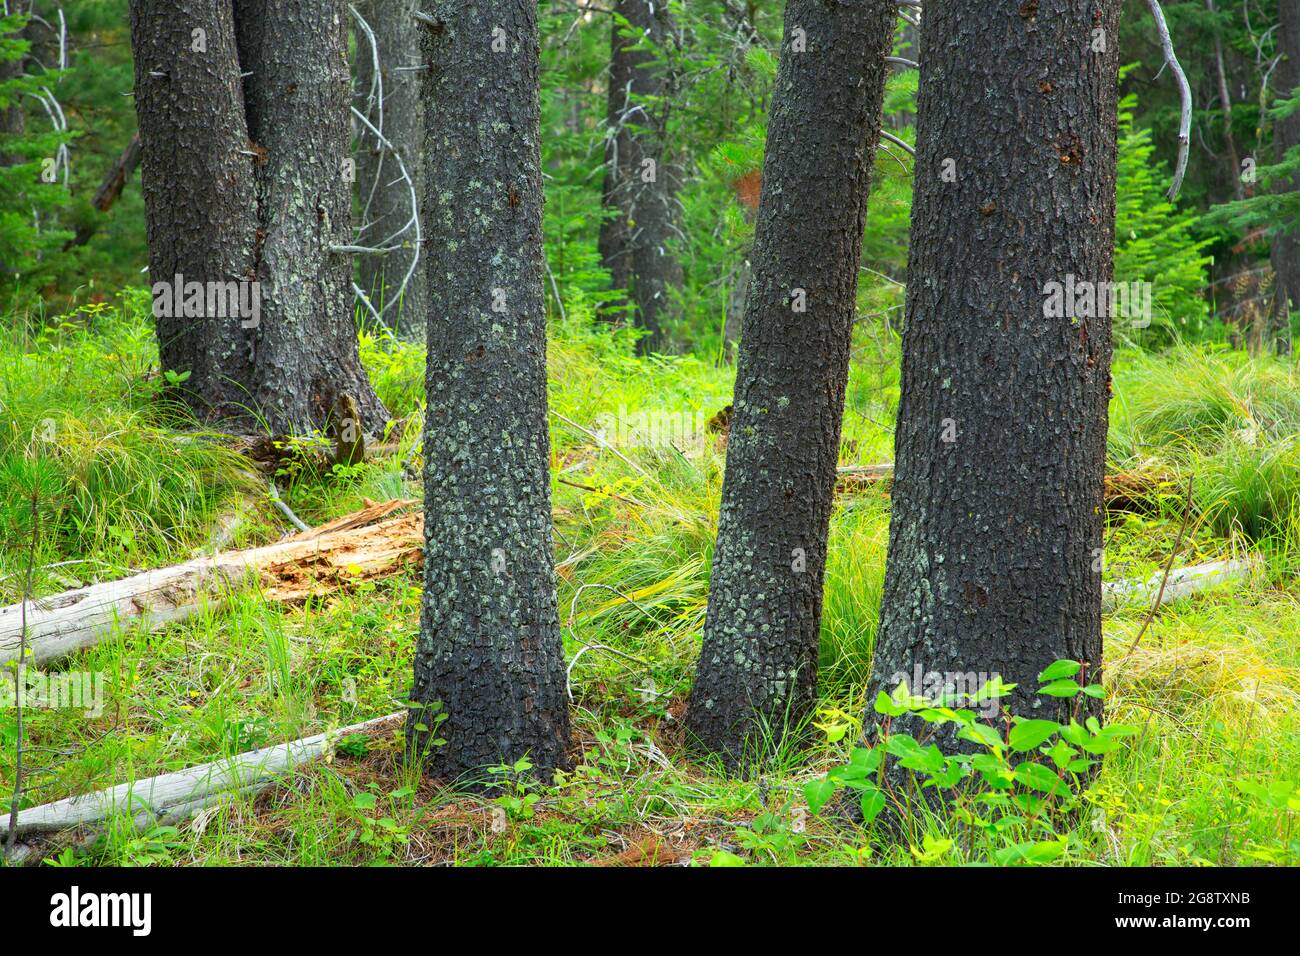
[354,0,427,338]
[408,1,571,781]
[723,255,750,362]
[596,2,637,325]
[1270,0,1300,356]
[865,0,1120,758]
[0,1,25,157]
[130,0,388,433]
[1206,0,1243,201]
[129,0,260,421]
[235,0,387,432]
[597,0,682,353]
[685,0,897,767]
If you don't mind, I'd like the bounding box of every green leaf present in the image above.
[804,777,837,815]
[1038,679,1082,697]
[899,743,945,774]
[995,838,1067,866]
[859,787,886,824]
[848,746,883,772]
[1009,719,1060,752]
[957,722,1004,750]
[1044,739,1076,769]
[883,734,925,761]
[1012,762,1067,795]
[1038,659,1081,682]
[973,675,1018,701]
[874,690,907,717]
[1059,720,1089,747]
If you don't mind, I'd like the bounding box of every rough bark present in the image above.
[408,0,571,782]
[685,0,897,767]
[129,0,260,421]
[354,0,427,337]
[1270,0,1300,355]
[597,0,682,353]
[235,0,388,432]
[130,0,387,433]
[865,0,1120,754]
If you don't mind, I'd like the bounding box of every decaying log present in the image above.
[833,464,895,494]
[832,463,1177,512]
[286,497,416,540]
[0,712,403,855]
[0,502,423,668]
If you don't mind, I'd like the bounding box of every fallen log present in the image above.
[286,497,416,540]
[834,464,894,495]
[0,502,422,668]
[1101,556,1255,611]
[1,712,403,858]
[834,463,1177,511]
[0,488,1250,673]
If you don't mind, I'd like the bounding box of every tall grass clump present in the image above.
[1109,346,1300,541]
[0,297,249,576]
[819,499,889,693]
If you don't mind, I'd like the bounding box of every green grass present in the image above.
[1,296,1298,867]
[0,298,253,590]
[1110,345,1300,541]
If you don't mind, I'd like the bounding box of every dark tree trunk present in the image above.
[129,0,260,420]
[407,1,571,782]
[685,0,897,767]
[130,0,387,433]
[0,1,25,154]
[354,0,427,338]
[865,0,1120,760]
[1270,0,1300,355]
[1207,0,1243,202]
[0,1,28,279]
[235,0,387,432]
[597,0,682,353]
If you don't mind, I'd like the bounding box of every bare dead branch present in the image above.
[1146,0,1192,201]
[880,129,915,157]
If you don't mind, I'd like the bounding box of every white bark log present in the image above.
[1102,557,1255,612]
[0,502,421,668]
[0,712,402,842]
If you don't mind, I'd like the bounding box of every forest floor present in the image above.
[1,295,1298,866]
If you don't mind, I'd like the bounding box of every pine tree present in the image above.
[407,0,571,781]
[129,0,387,433]
[864,0,1122,789]
[685,0,897,766]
